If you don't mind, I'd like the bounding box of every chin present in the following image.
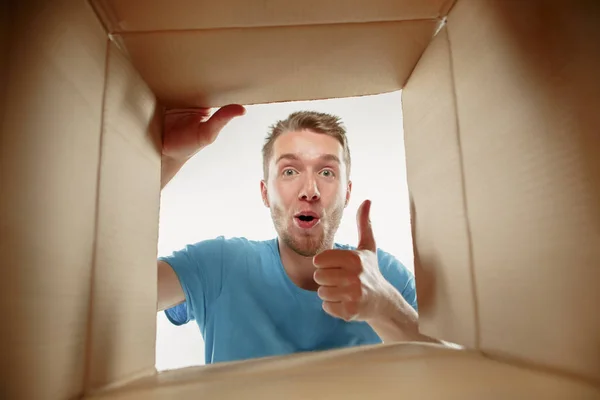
[286,231,329,257]
[273,214,334,257]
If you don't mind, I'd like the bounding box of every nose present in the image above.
[298,175,320,202]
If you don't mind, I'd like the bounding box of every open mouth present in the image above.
[294,212,320,229]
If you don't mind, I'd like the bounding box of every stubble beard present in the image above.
[271,204,344,257]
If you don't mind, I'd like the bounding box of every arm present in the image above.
[157,104,245,311]
[156,238,227,326]
[157,260,185,312]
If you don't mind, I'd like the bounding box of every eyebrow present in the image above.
[275,153,341,165]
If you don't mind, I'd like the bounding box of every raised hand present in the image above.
[313,200,394,322]
[160,104,245,188]
[163,104,246,161]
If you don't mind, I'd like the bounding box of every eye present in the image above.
[319,169,335,178]
[282,168,298,177]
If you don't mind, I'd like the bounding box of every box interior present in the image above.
[1,0,599,399]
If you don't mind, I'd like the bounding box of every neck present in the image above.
[277,238,332,291]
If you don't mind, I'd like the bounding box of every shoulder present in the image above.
[371,248,417,311]
[375,249,414,286]
[159,236,274,274]
[374,248,410,273]
[181,236,275,256]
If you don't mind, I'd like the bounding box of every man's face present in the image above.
[261,129,351,257]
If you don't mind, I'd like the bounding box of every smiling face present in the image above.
[261,129,351,257]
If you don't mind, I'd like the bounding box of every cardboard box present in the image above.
[1,0,598,398]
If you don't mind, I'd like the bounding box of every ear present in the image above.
[345,180,352,207]
[260,180,270,208]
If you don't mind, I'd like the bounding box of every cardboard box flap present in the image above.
[91,0,455,32]
[402,26,477,348]
[115,20,440,108]
[86,40,161,391]
[404,0,600,384]
[447,0,600,383]
[88,0,449,108]
[0,1,107,398]
[85,343,600,399]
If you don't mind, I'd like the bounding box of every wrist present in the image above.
[161,153,192,164]
[370,282,404,321]
[366,281,420,340]
[161,154,192,189]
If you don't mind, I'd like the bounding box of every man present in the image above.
[157,104,436,365]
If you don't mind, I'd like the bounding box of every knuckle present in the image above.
[349,251,362,265]
[313,269,323,283]
[347,274,361,286]
[317,286,328,299]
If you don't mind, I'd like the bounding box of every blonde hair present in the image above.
[262,111,351,178]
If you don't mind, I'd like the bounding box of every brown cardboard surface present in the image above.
[91,0,453,32]
[0,1,107,398]
[0,1,10,124]
[86,42,162,391]
[448,0,600,382]
[117,20,439,108]
[3,0,600,397]
[85,343,600,399]
[402,27,477,348]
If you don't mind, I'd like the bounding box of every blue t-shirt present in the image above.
[159,236,417,364]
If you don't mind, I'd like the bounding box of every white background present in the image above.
[155,90,413,371]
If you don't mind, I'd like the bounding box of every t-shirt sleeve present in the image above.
[377,250,419,313]
[159,236,226,327]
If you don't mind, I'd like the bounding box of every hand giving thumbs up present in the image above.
[313,200,396,322]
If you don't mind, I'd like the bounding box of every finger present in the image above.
[356,199,376,252]
[204,104,246,135]
[164,108,213,125]
[318,285,361,302]
[165,107,212,116]
[313,249,362,272]
[313,268,357,286]
[317,286,347,302]
[322,301,357,321]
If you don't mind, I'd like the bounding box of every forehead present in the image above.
[271,130,343,161]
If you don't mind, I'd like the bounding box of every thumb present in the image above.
[204,104,246,137]
[357,199,376,251]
